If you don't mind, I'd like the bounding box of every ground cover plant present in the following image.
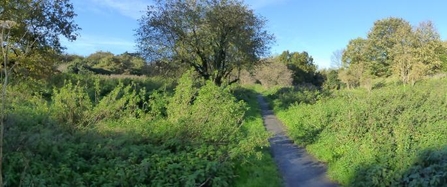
[2,72,280,186]
[268,78,447,186]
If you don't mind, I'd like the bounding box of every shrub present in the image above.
[272,78,447,186]
[3,71,274,186]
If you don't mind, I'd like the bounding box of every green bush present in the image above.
[3,72,274,186]
[271,78,447,186]
[51,81,93,127]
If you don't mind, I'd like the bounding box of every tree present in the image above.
[330,49,345,69]
[253,58,293,88]
[0,0,80,78]
[440,41,447,72]
[390,21,418,84]
[413,21,443,74]
[117,52,146,75]
[338,63,365,89]
[391,20,443,85]
[365,17,412,77]
[0,20,17,186]
[1,1,79,184]
[85,51,115,67]
[278,51,318,85]
[320,69,342,90]
[342,38,368,67]
[136,0,274,86]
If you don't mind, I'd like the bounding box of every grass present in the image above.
[233,87,282,187]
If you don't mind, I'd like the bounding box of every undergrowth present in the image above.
[232,87,282,187]
[268,78,447,186]
[3,72,276,186]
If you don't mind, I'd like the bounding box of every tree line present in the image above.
[337,17,447,88]
[63,52,146,75]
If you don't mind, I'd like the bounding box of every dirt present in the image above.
[257,95,338,187]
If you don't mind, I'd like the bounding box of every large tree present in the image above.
[0,0,80,77]
[365,17,412,77]
[341,17,443,86]
[278,50,318,85]
[391,21,443,84]
[342,38,368,66]
[136,0,274,85]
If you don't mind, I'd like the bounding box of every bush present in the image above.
[3,71,273,186]
[272,78,447,186]
[239,60,293,88]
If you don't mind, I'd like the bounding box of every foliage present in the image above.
[277,51,320,85]
[341,18,444,86]
[271,77,447,186]
[231,87,282,187]
[265,85,323,112]
[248,59,293,88]
[66,51,147,75]
[51,81,93,127]
[320,69,343,90]
[2,72,275,186]
[136,0,274,85]
[0,0,80,79]
[240,50,322,88]
[365,17,412,77]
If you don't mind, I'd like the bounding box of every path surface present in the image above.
[257,95,338,187]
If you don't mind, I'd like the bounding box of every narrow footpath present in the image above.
[257,95,338,187]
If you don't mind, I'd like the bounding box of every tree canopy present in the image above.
[136,0,274,85]
[277,50,319,85]
[340,17,444,86]
[0,0,80,78]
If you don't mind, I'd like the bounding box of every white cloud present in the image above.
[92,0,151,20]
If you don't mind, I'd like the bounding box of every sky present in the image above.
[61,0,447,69]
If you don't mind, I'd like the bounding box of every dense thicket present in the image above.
[63,52,147,75]
[3,73,279,186]
[269,78,447,186]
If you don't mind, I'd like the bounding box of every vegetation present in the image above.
[64,51,147,75]
[2,73,281,186]
[136,0,274,85]
[239,58,293,88]
[267,77,447,186]
[1,0,80,183]
[0,0,80,78]
[239,50,323,89]
[277,51,321,85]
[340,17,445,87]
[2,0,447,185]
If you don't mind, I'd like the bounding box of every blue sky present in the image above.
[61,0,447,69]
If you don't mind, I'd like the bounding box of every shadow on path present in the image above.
[257,95,338,187]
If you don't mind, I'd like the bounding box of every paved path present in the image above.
[257,95,338,187]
